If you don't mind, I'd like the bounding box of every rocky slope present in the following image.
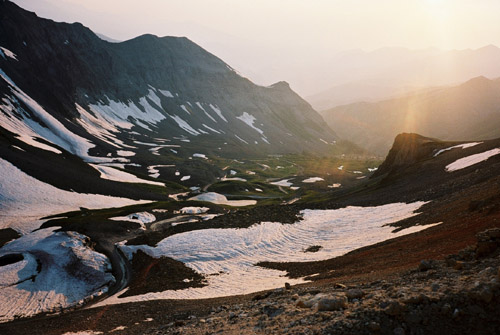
[1,132,499,334]
[320,76,500,155]
[0,0,339,201]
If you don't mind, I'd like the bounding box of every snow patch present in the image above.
[236,112,265,135]
[302,177,324,183]
[116,150,135,157]
[158,89,174,98]
[202,124,221,134]
[221,177,247,182]
[88,96,165,132]
[180,207,210,214]
[0,47,18,61]
[90,164,165,187]
[0,227,114,322]
[0,158,148,233]
[445,148,500,172]
[0,72,98,160]
[147,164,175,178]
[110,212,156,230]
[270,179,294,187]
[209,104,227,122]
[189,192,256,207]
[168,115,200,136]
[180,105,191,115]
[434,142,483,157]
[235,135,248,144]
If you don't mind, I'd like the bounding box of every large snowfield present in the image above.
[0,158,149,233]
[0,227,114,322]
[97,201,439,305]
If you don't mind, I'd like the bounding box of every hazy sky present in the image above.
[11,0,500,94]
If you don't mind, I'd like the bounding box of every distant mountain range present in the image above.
[320,76,500,155]
[306,45,500,110]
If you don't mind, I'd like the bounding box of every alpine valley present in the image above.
[1,1,500,335]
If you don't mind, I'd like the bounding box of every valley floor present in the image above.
[1,205,498,335]
[2,136,500,334]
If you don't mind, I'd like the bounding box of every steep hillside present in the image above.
[0,0,344,206]
[320,76,500,155]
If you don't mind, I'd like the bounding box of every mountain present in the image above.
[306,46,500,110]
[320,76,500,155]
[2,131,500,333]
[0,0,339,197]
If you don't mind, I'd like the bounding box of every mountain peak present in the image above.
[477,44,499,52]
[269,81,291,89]
[462,75,493,89]
[373,133,442,177]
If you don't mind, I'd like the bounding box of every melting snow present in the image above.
[189,192,256,207]
[0,158,148,233]
[209,104,227,122]
[110,326,127,332]
[236,112,265,135]
[180,175,191,181]
[434,142,483,157]
[158,89,174,98]
[180,105,191,114]
[147,165,174,178]
[328,183,342,188]
[0,71,99,160]
[100,202,437,303]
[235,135,248,144]
[0,227,114,322]
[180,207,210,214]
[302,177,324,183]
[90,164,165,187]
[168,115,200,136]
[368,167,378,172]
[221,177,247,182]
[193,153,208,159]
[110,212,156,230]
[116,150,135,157]
[445,148,500,172]
[270,179,294,187]
[145,89,162,107]
[202,124,221,134]
[196,102,217,123]
[75,104,134,150]
[88,96,165,131]
[338,165,344,170]
[0,47,18,60]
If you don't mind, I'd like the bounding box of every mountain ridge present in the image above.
[320,76,500,155]
[0,0,337,162]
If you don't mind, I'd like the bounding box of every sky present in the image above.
[11,0,500,96]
